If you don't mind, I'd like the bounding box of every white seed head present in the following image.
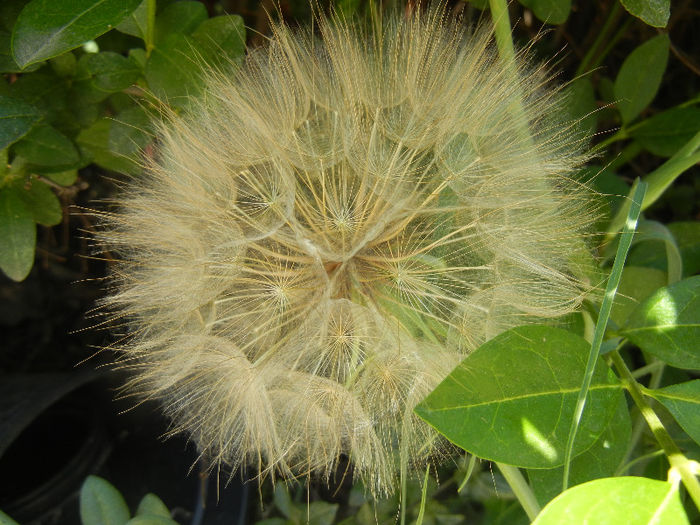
[96,7,598,496]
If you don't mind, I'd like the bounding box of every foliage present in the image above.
[0,0,698,524]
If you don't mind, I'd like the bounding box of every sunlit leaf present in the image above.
[647,380,700,446]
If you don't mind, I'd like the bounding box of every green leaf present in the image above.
[621,276,700,370]
[78,117,133,173]
[155,1,208,42]
[81,51,140,92]
[13,124,80,168]
[561,77,597,142]
[627,221,700,278]
[630,107,700,157]
[135,494,170,518]
[634,220,683,284]
[192,15,246,69]
[0,95,42,150]
[44,169,78,186]
[614,34,669,124]
[610,266,667,327]
[16,176,63,226]
[415,326,622,468]
[307,501,339,525]
[49,51,78,77]
[647,380,700,446]
[80,475,130,525]
[116,0,148,39]
[107,104,152,173]
[528,396,631,506]
[125,516,179,525]
[518,0,571,24]
[532,476,688,524]
[0,509,21,525]
[144,33,203,107]
[620,0,671,28]
[11,0,143,68]
[0,187,36,281]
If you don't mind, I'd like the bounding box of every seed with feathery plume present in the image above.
[96,6,598,496]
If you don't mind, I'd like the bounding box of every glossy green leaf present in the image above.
[13,124,80,168]
[135,494,170,518]
[620,0,671,28]
[0,29,25,73]
[631,107,700,157]
[614,34,669,124]
[0,188,36,282]
[192,15,246,68]
[648,380,700,445]
[0,95,42,150]
[16,176,62,226]
[145,33,203,107]
[621,276,700,370]
[44,169,78,186]
[518,0,571,24]
[532,476,688,524]
[528,397,631,506]
[116,0,147,39]
[610,266,667,327]
[154,1,208,42]
[11,0,143,68]
[0,509,20,525]
[415,326,622,468]
[81,51,140,92]
[80,475,130,525]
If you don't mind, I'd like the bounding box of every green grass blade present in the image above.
[562,179,647,490]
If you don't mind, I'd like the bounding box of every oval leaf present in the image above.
[518,0,572,25]
[144,33,204,107]
[630,107,700,158]
[125,516,179,525]
[0,95,42,150]
[620,0,670,28]
[614,34,669,124]
[0,187,36,281]
[648,380,700,446]
[11,0,143,68]
[13,124,80,168]
[621,276,700,370]
[80,475,130,525]
[528,396,631,506]
[532,476,688,524]
[192,15,246,68]
[135,494,170,518]
[16,176,63,226]
[415,325,623,468]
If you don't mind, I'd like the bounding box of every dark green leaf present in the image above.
[116,0,148,39]
[0,188,36,281]
[648,380,700,445]
[13,124,80,168]
[532,477,688,524]
[11,0,143,68]
[145,33,203,107]
[82,51,140,92]
[192,15,246,68]
[0,29,25,73]
[155,1,208,42]
[8,72,68,119]
[621,276,700,370]
[518,0,571,24]
[80,475,130,525]
[16,176,63,226]
[307,501,339,525]
[125,516,179,525]
[78,117,134,173]
[614,34,669,124]
[107,105,152,173]
[620,0,670,28]
[135,494,170,518]
[415,326,622,468]
[561,77,596,142]
[610,266,667,327]
[528,396,631,506]
[627,221,700,277]
[0,95,42,150]
[49,51,78,77]
[630,107,700,157]
[44,169,78,186]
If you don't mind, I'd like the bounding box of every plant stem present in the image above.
[145,0,157,57]
[496,463,540,521]
[610,350,700,511]
[606,131,700,239]
[588,17,632,73]
[576,1,620,76]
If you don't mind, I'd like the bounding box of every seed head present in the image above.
[97,7,597,496]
